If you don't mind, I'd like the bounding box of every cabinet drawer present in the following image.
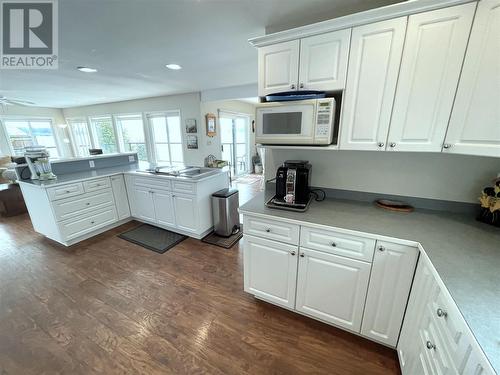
[243,215,299,245]
[53,189,115,222]
[172,180,196,194]
[83,177,111,192]
[300,226,376,262]
[47,182,84,201]
[59,205,117,241]
[134,176,171,191]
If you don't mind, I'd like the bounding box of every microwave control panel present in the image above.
[314,98,335,142]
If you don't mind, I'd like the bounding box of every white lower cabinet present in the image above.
[398,254,495,375]
[153,190,175,227]
[361,241,418,346]
[296,247,370,332]
[111,175,131,220]
[131,186,156,222]
[172,193,197,233]
[243,235,298,309]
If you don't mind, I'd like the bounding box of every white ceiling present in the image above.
[0,0,403,108]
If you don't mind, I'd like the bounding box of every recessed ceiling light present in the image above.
[165,63,182,70]
[77,66,97,73]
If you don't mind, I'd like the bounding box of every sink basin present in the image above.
[137,166,219,179]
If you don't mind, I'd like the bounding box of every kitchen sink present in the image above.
[138,166,219,179]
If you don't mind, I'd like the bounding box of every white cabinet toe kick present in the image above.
[19,171,229,246]
[241,213,495,375]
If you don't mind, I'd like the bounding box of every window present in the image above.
[90,116,117,154]
[67,118,92,157]
[148,112,183,165]
[2,119,60,158]
[220,112,250,176]
[115,114,147,161]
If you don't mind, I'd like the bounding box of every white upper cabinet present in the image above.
[298,29,351,91]
[361,241,418,347]
[387,3,476,152]
[258,40,300,96]
[340,17,407,151]
[444,0,500,157]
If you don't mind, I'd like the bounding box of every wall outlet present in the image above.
[89,160,95,168]
[128,155,135,162]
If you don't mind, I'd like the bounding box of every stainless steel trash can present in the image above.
[212,188,240,237]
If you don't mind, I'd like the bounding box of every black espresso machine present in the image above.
[266,160,313,212]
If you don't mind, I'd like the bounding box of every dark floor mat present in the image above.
[118,224,187,254]
[202,226,243,249]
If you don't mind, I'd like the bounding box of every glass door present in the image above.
[220,113,249,177]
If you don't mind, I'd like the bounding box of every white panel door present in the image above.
[153,190,175,227]
[131,186,156,222]
[444,0,500,157]
[387,3,476,152]
[258,40,300,96]
[110,175,130,220]
[298,29,351,91]
[361,241,418,347]
[295,247,371,333]
[243,235,298,309]
[340,17,407,151]
[173,193,197,233]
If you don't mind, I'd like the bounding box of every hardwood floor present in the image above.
[0,180,401,374]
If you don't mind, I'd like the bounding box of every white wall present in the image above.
[200,99,257,164]
[266,149,500,203]
[62,92,205,166]
[0,105,72,157]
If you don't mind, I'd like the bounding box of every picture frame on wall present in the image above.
[185,118,197,133]
[206,113,216,137]
[187,135,198,149]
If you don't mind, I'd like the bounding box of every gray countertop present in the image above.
[17,163,227,188]
[240,192,500,373]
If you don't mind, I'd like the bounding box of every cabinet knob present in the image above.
[426,341,436,350]
[378,245,385,252]
[299,253,305,258]
[290,84,296,90]
[65,190,71,193]
[290,251,296,256]
[389,142,396,148]
[86,202,90,206]
[299,83,304,89]
[90,221,95,224]
[436,308,448,318]
[265,228,271,233]
[443,143,452,149]
[378,142,384,148]
[331,242,337,247]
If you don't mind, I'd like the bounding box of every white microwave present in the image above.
[256,98,337,145]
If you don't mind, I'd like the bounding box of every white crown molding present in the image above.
[248,0,474,47]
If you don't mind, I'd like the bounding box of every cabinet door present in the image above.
[173,193,197,233]
[132,186,156,222]
[258,40,299,96]
[110,175,130,220]
[340,17,406,151]
[153,190,175,227]
[444,0,500,157]
[295,247,370,333]
[361,241,418,347]
[243,235,298,309]
[298,29,351,91]
[387,3,475,152]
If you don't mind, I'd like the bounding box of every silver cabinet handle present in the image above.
[426,341,436,350]
[378,245,385,252]
[389,142,396,148]
[299,253,305,258]
[265,228,271,233]
[290,251,296,256]
[290,84,295,90]
[436,308,448,318]
[299,83,304,89]
[443,143,452,149]
[90,220,95,224]
[330,242,337,247]
[65,190,71,193]
[378,142,385,148]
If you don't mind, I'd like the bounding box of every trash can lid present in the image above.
[212,188,238,198]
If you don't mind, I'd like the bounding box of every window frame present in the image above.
[0,116,62,157]
[146,110,184,165]
[113,112,149,160]
[88,115,119,154]
[66,117,93,157]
